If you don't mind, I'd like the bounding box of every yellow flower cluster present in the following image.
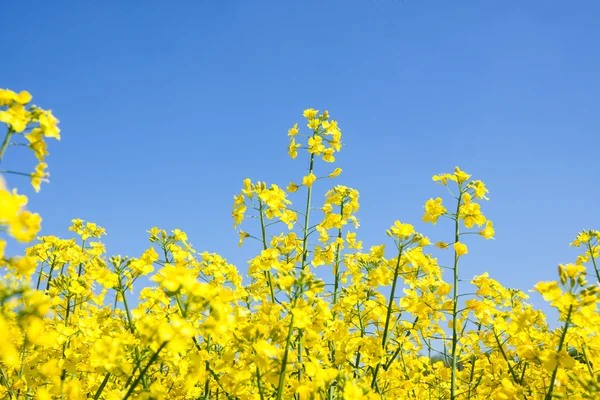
[0,177,41,244]
[0,89,60,278]
[1,95,600,400]
[0,88,60,192]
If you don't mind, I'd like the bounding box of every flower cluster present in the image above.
[0,88,60,192]
[1,95,599,399]
[1,89,59,284]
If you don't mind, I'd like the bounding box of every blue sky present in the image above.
[2,1,599,317]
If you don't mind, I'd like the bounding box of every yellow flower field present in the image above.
[1,89,599,399]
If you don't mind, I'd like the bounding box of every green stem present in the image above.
[295,151,316,385]
[256,367,266,400]
[35,262,45,291]
[77,240,86,277]
[331,200,345,312]
[545,305,573,400]
[122,341,167,400]
[588,243,600,283]
[93,373,111,400]
[60,293,72,383]
[15,337,28,400]
[353,301,366,379]
[117,265,148,390]
[45,259,56,291]
[275,311,295,400]
[0,369,12,399]
[492,329,519,383]
[0,170,32,177]
[450,191,463,400]
[466,323,482,400]
[371,246,404,389]
[300,153,315,271]
[520,362,527,385]
[203,337,212,399]
[328,201,345,373]
[258,200,276,303]
[383,317,419,371]
[118,275,135,333]
[0,128,14,162]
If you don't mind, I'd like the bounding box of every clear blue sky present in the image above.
[2,1,599,316]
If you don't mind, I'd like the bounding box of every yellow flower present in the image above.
[454,166,471,183]
[39,110,61,139]
[303,108,318,120]
[495,378,519,399]
[322,148,335,162]
[459,201,486,228]
[287,123,299,137]
[423,197,446,224]
[302,172,317,188]
[0,89,32,105]
[280,209,297,229]
[387,221,415,239]
[0,103,30,132]
[287,182,299,192]
[432,173,454,185]
[454,242,468,256]
[436,282,452,297]
[17,91,32,104]
[25,129,49,161]
[278,275,296,290]
[288,138,301,159]
[469,180,490,200]
[10,255,37,277]
[34,388,51,400]
[308,118,320,130]
[308,135,325,155]
[342,380,363,400]
[291,307,312,329]
[232,204,246,228]
[479,220,495,239]
[417,235,431,247]
[0,88,19,106]
[328,168,342,178]
[31,162,49,192]
[9,211,42,242]
[238,230,251,247]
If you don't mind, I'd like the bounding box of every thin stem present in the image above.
[450,188,463,400]
[275,311,295,400]
[492,329,519,383]
[0,128,14,162]
[92,372,111,400]
[466,323,482,400]
[328,201,345,372]
[45,260,56,291]
[300,152,315,271]
[371,245,404,390]
[122,341,168,400]
[118,275,135,333]
[588,243,600,283]
[331,200,345,311]
[295,151,316,386]
[117,264,148,390]
[256,367,266,400]
[0,170,31,177]
[383,317,419,370]
[35,262,45,291]
[545,305,573,400]
[259,199,276,303]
